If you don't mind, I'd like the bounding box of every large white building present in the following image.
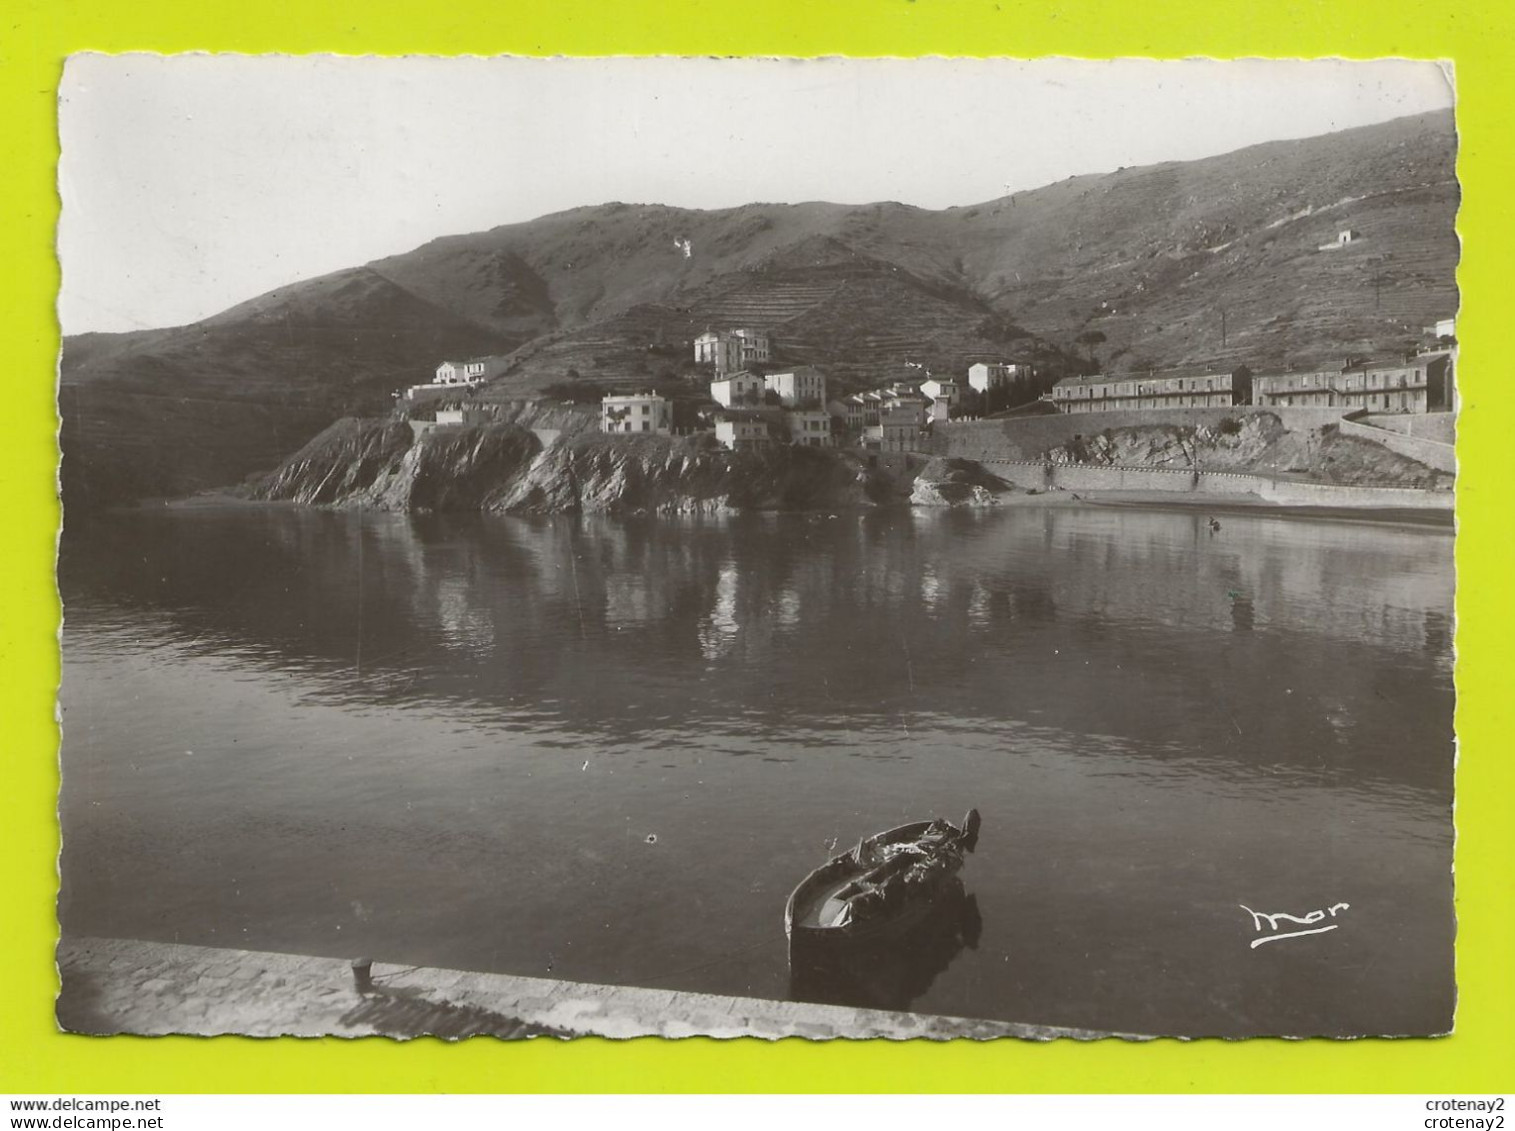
[829,392,878,433]
[764,367,826,407]
[863,402,925,452]
[710,371,766,408]
[695,328,771,376]
[967,361,1034,394]
[1253,358,1447,413]
[714,413,774,452]
[786,410,834,448]
[601,393,672,435]
[1050,369,1251,413]
[920,377,961,406]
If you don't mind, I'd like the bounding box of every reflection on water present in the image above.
[58,503,1455,1035]
[789,881,983,1013]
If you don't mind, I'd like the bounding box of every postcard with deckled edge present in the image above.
[54,54,1458,1040]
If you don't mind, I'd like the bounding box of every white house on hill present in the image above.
[920,377,960,405]
[435,355,511,385]
[864,402,925,453]
[601,393,672,435]
[695,328,771,376]
[714,412,774,452]
[711,371,766,408]
[786,410,834,447]
[764,367,826,407]
[967,361,1034,393]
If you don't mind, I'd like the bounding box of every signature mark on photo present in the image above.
[1240,901,1351,948]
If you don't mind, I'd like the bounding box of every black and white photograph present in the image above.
[54,55,1458,1041]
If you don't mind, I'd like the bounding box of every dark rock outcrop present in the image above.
[909,457,1018,506]
[254,419,905,515]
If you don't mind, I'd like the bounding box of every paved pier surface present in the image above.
[57,936,1108,1041]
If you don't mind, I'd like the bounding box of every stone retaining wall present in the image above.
[1341,415,1456,472]
[1361,412,1457,444]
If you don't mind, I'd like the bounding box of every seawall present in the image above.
[977,458,1453,510]
[56,936,1109,1042]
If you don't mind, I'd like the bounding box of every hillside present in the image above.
[476,239,1051,395]
[60,268,520,506]
[60,109,1458,506]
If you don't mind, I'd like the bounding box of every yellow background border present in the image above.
[3,0,1510,1094]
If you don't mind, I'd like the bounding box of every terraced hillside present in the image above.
[694,279,842,326]
[485,243,1060,398]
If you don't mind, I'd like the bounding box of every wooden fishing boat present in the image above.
[785,809,981,951]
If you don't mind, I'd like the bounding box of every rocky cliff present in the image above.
[253,409,1447,515]
[254,419,913,514]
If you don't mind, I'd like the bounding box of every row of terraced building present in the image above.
[1052,322,1458,416]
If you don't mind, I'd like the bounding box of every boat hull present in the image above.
[784,814,978,951]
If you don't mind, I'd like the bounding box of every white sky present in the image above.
[57,56,1454,335]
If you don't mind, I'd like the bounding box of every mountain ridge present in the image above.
[60,108,1458,507]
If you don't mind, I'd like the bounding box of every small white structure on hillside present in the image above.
[1318,229,1360,252]
[435,355,511,385]
[434,407,493,426]
[601,393,672,435]
[407,354,512,400]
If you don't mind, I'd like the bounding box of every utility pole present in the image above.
[1220,309,1228,348]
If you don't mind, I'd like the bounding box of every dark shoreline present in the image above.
[113,490,1456,530]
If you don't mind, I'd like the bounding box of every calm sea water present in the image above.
[57,502,1456,1037]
